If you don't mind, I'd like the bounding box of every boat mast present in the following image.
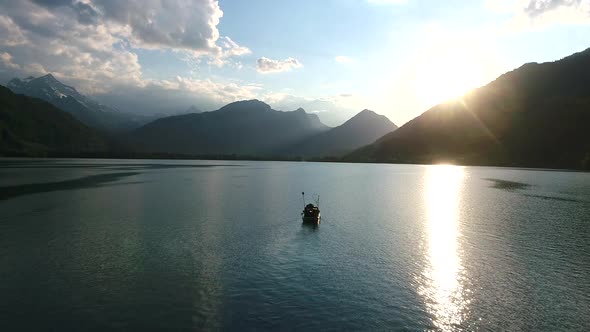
[301,192,305,209]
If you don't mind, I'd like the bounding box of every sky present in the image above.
[1,0,590,126]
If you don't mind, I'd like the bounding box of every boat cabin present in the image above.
[302,203,321,223]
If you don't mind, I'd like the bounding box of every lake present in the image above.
[1,159,589,331]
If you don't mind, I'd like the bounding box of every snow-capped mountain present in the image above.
[10,74,81,100]
[8,74,153,132]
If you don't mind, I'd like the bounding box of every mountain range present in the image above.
[1,74,396,158]
[0,85,107,155]
[2,47,590,169]
[8,74,154,132]
[127,100,329,156]
[127,100,395,157]
[286,109,397,157]
[346,48,590,170]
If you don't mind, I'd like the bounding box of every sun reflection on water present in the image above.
[420,165,468,331]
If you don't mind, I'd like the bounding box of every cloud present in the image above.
[219,37,252,57]
[520,0,590,26]
[487,0,590,29]
[26,0,231,56]
[524,0,590,17]
[0,16,27,46]
[161,76,261,103]
[335,55,354,64]
[0,1,140,92]
[263,92,364,126]
[0,1,358,122]
[94,76,263,115]
[0,0,250,85]
[256,57,303,73]
[0,52,21,70]
[0,0,255,105]
[208,36,252,67]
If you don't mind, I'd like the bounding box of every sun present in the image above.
[414,47,487,108]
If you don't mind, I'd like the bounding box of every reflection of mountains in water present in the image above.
[0,172,138,201]
[0,161,234,201]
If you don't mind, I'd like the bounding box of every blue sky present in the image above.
[1,0,590,126]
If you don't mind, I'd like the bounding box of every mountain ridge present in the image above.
[286,109,398,157]
[346,47,590,170]
[8,74,154,132]
[0,85,108,155]
[127,100,330,156]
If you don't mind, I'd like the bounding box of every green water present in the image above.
[1,159,589,331]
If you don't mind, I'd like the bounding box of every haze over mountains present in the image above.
[126,100,396,157]
[128,100,329,156]
[286,110,397,157]
[1,48,590,169]
[8,74,154,132]
[2,74,396,158]
[347,48,590,170]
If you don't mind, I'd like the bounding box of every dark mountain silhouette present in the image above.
[286,109,397,157]
[128,100,330,156]
[347,48,590,170]
[8,74,153,132]
[0,85,107,155]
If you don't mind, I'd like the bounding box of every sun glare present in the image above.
[420,165,468,331]
[414,47,487,107]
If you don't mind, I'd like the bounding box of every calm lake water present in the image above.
[1,159,589,331]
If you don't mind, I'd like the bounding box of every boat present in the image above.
[301,192,321,224]
[302,203,321,224]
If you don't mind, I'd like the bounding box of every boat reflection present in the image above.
[301,221,319,231]
[420,165,468,331]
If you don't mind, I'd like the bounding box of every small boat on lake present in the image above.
[301,192,321,224]
[302,203,321,224]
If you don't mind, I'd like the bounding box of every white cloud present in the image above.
[525,0,590,17]
[0,0,250,86]
[487,0,590,30]
[256,57,303,74]
[207,36,252,67]
[0,52,21,70]
[526,0,590,25]
[162,76,261,102]
[0,15,27,46]
[0,1,144,93]
[263,92,365,126]
[219,37,252,57]
[0,0,256,106]
[93,75,265,115]
[52,0,227,55]
[0,1,364,123]
[92,78,360,122]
